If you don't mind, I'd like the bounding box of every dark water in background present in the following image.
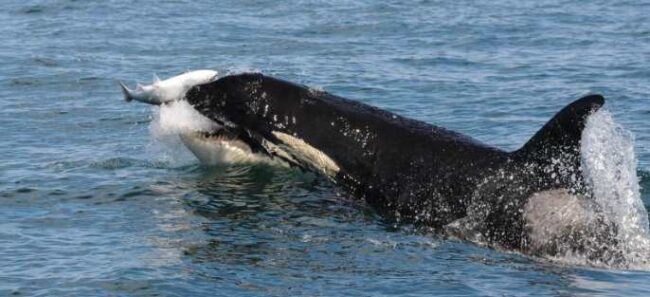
[2,0,650,295]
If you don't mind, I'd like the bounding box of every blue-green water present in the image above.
[2,0,650,296]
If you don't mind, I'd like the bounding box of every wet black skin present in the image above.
[185,73,605,250]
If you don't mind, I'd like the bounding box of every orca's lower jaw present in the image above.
[180,112,341,178]
[186,95,341,177]
[178,129,271,165]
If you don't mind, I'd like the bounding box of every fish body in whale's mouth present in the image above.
[120,70,218,105]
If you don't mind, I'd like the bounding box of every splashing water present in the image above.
[148,100,221,166]
[581,109,650,268]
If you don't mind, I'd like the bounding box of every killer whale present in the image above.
[120,71,617,258]
[177,73,610,254]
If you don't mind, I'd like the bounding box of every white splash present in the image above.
[154,100,220,134]
[147,100,221,166]
[581,109,650,268]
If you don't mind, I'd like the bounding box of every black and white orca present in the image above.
[129,73,619,259]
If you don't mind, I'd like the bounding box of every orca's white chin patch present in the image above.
[179,132,271,165]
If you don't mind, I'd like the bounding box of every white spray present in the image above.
[581,109,650,268]
[148,100,222,166]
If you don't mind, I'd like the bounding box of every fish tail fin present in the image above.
[118,81,134,102]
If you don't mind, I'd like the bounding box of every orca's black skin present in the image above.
[185,73,605,250]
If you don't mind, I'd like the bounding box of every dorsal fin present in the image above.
[153,73,161,83]
[516,94,604,161]
[473,95,606,248]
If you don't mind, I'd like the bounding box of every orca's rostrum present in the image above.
[127,72,620,260]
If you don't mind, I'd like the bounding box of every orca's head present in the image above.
[184,73,339,174]
[185,73,317,136]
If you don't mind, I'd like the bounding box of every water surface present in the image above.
[2,0,650,296]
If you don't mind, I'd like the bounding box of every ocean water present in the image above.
[2,0,650,296]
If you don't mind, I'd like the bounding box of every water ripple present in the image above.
[2,0,650,295]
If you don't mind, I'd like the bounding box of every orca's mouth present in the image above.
[187,129,252,151]
[207,125,271,157]
[188,113,341,177]
[178,128,277,166]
